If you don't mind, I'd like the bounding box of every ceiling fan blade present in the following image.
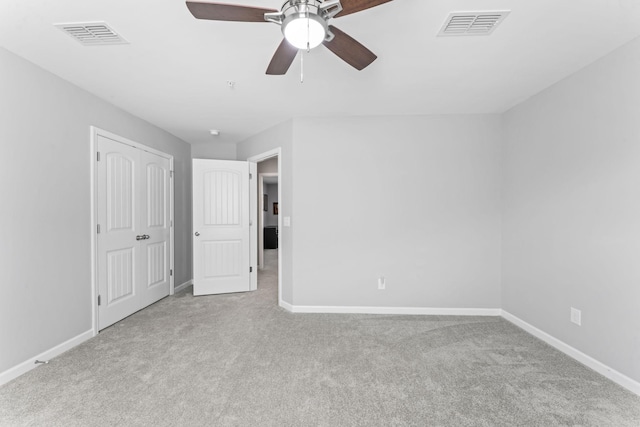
[335,0,393,17]
[323,26,377,71]
[186,1,277,22]
[266,39,298,75]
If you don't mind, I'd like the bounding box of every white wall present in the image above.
[0,48,192,375]
[502,37,640,383]
[239,116,502,309]
[291,115,502,307]
[191,142,237,160]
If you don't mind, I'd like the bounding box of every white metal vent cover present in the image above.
[54,22,129,46]
[438,11,510,36]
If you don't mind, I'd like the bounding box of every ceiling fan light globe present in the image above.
[283,15,326,50]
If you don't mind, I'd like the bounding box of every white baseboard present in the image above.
[0,329,94,387]
[284,305,502,316]
[174,280,193,294]
[279,299,294,312]
[501,310,640,396]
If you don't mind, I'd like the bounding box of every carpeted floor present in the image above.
[1,249,639,426]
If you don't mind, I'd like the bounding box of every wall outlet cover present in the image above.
[571,307,582,326]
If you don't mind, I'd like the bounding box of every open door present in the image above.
[192,159,256,296]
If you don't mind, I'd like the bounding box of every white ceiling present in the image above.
[1,0,640,145]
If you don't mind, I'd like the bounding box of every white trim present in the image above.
[174,279,193,294]
[93,127,173,160]
[247,147,280,162]
[285,305,502,316]
[0,329,93,387]
[89,127,98,336]
[169,156,175,296]
[279,300,294,312]
[249,162,258,291]
[90,126,175,334]
[247,148,283,307]
[501,310,640,396]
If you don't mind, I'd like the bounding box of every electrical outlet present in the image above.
[570,307,581,326]
[378,276,386,290]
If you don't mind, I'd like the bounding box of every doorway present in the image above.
[259,173,278,269]
[248,149,281,305]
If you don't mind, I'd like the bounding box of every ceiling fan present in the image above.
[186,0,394,75]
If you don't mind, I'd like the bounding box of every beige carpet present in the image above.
[1,249,639,426]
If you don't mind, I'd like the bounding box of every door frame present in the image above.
[258,172,278,269]
[90,126,175,335]
[247,148,282,306]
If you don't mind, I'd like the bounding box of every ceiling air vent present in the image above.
[438,11,510,36]
[54,22,129,46]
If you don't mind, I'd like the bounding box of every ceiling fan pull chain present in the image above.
[306,15,311,53]
[301,14,310,83]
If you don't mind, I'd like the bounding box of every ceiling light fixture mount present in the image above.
[265,0,342,50]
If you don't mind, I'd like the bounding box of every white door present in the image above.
[138,149,172,307]
[96,135,171,330]
[193,159,256,296]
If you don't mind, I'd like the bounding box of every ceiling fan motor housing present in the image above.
[265,0,343,47]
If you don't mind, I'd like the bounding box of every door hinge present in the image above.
[98,295,101,306]
[250,266,253,273]
[249,173,253,180]
[170,220,173,227]
[170,269,173,276]
[97,224,101,234]
[96,152,100,162]
[170,170,173,178]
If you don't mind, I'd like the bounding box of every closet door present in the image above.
[139,149,171,308]
[96,136,170,330]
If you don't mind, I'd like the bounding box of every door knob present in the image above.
[195,232,200,236]
[144,234,150,240]
[136,235,144,241]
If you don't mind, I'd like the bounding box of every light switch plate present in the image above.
[284,216,291,227]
